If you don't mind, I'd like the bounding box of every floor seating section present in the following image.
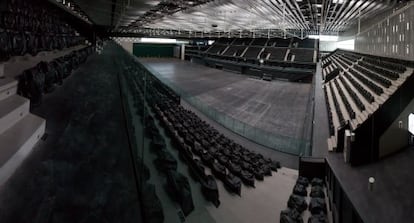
[119,49,282,208]
[280,176,328,223]
[0,0,86,62]
[321,49,411,151]
[189,37,317,66]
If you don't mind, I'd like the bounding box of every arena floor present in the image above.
[138,58,313,153]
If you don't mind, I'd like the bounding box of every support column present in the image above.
[181,44,185,60]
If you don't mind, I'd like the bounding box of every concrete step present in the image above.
[0,113,45,185]
[0,77,18,101]
[0,95,30,135]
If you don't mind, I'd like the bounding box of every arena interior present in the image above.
[0,0,413,223]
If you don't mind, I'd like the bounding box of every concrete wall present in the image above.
[352,2,414,61]
[320,41,337,52]
[379,97,414,157]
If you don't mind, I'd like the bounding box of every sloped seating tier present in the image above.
[334,56,350,69]
[322,49,413,153]
[266,47,287,61]
[243,46,263,59]
[353,64,391,88]
[338,76,365,112]
[337,55,353,66]
[324,89,335,136]
[348,68,383,96]
[0,0,86,62]
[329,83,345,126]
[362,57,406,73]
[344,72,375,103]
[215,38,233,45]
[250,38,268,46]
[274,38,292,47]
[359,60,400,80]
[222,46,246,57]
[290,49,314,62]
[324,67,341,83]
[206,44,227,54]
[341,53,360,63]
[232,38,251,45]
[294,38,315,48]
[333,79,355,119]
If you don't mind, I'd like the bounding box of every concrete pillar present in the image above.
[181,44,185,60]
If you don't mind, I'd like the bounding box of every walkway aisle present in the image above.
[312,62,329,157]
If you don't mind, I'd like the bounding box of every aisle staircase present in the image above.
[0,75,45,185]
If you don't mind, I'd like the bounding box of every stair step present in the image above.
[0,113,45,185]
[0,77,18,101]
[0,95,30,135]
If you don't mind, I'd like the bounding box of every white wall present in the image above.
[118,41,133,54]
[319,39,355,52]
[354,2,414,61]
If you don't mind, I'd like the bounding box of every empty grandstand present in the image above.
[0,0,413,223]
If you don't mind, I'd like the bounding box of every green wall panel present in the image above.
[133,43,175,57]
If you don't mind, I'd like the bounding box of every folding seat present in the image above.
[287,194,308,213]
[141,183,164,223]
[3,12,17,30]
[165,171,194,216]
[0,31,12,61]
[50,60,64,85]
[280,208,303,223]
[11,31,27,56]
[223,173,242,195]
[38,61,59,93]
[201,175,220,207]
[18,66,45,105]
[26,33,38,56]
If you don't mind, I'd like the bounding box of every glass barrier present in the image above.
[141,61,311,156]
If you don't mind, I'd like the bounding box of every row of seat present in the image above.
[120,70,165,223]
[358,60,400,80]
[122,60,222,210]
[206,46,315,63]
[0,31,85,61]
[348,68,383,96]
[329,83,346,127]
[290,49,314,62]
[337,55,353,67]
[338,76,365,112]
[353,63,392,88]
[362,56,406,73]
[0,0,76,35]
[280,176,328,223]
[333,79,356,119]
[215,37,299,48]
[341,53,360,63]
[155,100,280,191]
[344,72,375,103]
[324,89,335,137]
[17,46,93,105]
[0,12,76,35]
[0,0,85,62]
